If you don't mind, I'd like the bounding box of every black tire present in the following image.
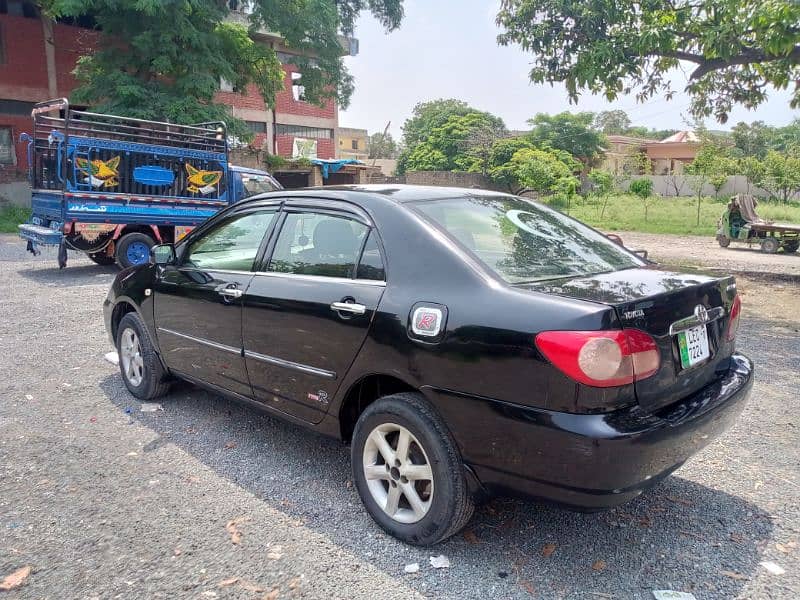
[116,232,155,269]
[351,392,474,545]
[88,253,116,266]
[761,237,779,254]
[717,236,730,248]
[115,312,170,400]
[783,241,799,253]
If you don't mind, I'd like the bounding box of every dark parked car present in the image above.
[104,185,753,545]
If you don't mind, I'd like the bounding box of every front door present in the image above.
[243,207,386,423]
[154,208,279,396]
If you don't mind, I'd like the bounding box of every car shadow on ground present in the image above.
[17,263,118,287]
[100,375,771,599]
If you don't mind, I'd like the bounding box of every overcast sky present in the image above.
[339,0,798,139]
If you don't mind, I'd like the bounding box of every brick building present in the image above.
[0,0,351,181]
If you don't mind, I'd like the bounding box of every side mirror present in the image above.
[150,243,175,265]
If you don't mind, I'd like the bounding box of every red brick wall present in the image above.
[53,23,99,96]
[275,64,336,119]
[276,135,334,159]
[0,16,48,101]
[214,83,267,112]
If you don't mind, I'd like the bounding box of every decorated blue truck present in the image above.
[18,98,281,268]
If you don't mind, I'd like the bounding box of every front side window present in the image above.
[414,195,644,283]
[269,211,368,278]
[183,210,277,271]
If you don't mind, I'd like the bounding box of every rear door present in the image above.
[154,207,279,396]
[242,203,386,423]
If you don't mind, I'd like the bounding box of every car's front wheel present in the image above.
[351,392,474,545]
[116,312,170,400]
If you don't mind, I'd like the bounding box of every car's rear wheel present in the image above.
[351,392,474,545]
[116,312,170,400]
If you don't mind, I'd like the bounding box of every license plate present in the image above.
[677,324,710,369]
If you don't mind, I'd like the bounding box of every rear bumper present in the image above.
[18,223,64,246]
[427,353,753,509]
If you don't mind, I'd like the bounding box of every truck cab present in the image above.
[18,98,282,269]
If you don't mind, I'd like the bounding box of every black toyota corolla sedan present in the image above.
[104,185,752,545]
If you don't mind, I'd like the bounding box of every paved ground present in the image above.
[1,234,799,599]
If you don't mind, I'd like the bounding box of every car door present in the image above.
[242,203,386,423]
[154,206,279,396]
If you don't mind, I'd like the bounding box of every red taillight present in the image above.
[726,295,741,341]
[535,329,660,388]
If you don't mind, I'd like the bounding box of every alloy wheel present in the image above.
[362,423,434,524]
[119,327,144,387]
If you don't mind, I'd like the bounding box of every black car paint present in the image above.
[104,185,753,509]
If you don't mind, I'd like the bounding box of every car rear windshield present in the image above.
[413,195,645,283]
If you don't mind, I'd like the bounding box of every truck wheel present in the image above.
[88,253,116,266]
[760,237,779,254]
[351,392,474,546]
[116,232,155,269]
[784,241,799,253]
[116,312,170,400]
[717,236,731,248]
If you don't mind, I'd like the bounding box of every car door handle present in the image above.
[330,301,366,315]
[218,287,243,299]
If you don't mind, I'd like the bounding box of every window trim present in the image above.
[257,206,386,282]
[177,206,280,272]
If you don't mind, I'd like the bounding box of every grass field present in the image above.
[0,205,30,234]
[563,194,800,235]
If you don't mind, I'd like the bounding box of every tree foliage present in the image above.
[367,132,398,159]
[527,112,605,166]
[41,0,404,137]
[686,137,737,222]
[760,149,800,202]
[400,106,507,173]
[593,110,631,135]
[496,0,800,123]
[491,147,579,197]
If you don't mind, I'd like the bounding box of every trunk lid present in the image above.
[524,267,739,412]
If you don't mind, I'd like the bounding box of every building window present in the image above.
[291,72,306,102]
[275,124,332,139]
[351,139,359,150]
[0,126,15,165]
[0,25,5,64]
[245,121,266,134]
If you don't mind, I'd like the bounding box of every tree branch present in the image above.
[689,45,800,79]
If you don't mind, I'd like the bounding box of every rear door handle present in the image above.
[330,301,366,315]
[218,285,243,299]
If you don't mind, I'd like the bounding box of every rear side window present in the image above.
[414,195,644,283]
[183,210,276,271]
[269,211,368,278]
[357,230,385,281]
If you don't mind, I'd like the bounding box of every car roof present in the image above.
[243,184,513,206]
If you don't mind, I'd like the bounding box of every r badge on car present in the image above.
[411,306,444,337]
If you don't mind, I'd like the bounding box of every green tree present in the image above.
[368,132,398,159]
[491,147,579,199]
[42,0,404,138]
[588,168,614,218]
[397,100,505,174]
[731,121,776,158]
[760,149,800,202]
[403,112,507,173]
[772,119,800,153]
[593,110,631,135]
[496,0,800,123]
[629,177,655,222]
[527,112,605,167]
[686,139,736,223]
[739,155,766,194]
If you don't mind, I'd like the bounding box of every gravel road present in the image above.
[617,232,800,278]
[1,234,799,599]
